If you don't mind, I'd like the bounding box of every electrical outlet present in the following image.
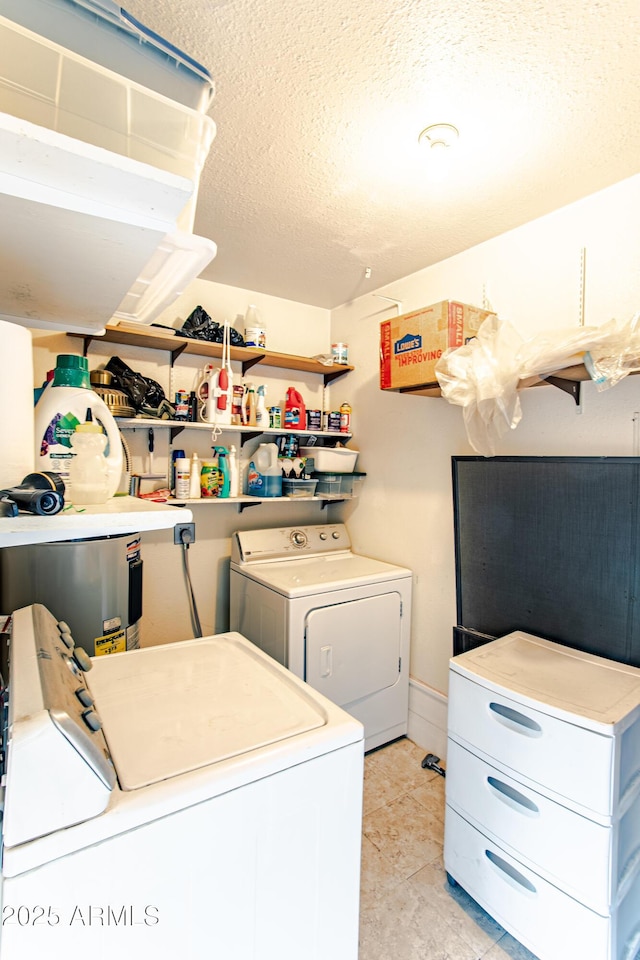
[174,522,196,545]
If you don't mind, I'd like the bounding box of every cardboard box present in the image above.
[379,301,496,390]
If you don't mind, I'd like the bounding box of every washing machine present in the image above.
[230,523,412,751]
[0,603,364,959]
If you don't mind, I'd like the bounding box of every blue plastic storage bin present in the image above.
[0,0,214,111]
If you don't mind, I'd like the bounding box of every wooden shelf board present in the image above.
[394,362,601,398]
[70,325,354,380]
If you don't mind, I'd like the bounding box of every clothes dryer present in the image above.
[230,524,412,751]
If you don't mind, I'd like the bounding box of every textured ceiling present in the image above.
[126,0,640,309]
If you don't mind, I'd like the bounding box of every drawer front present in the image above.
[446,739,613,914]
[448,670,614,816]
[444,807,612,960]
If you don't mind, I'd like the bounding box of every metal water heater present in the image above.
[0,533,143,656]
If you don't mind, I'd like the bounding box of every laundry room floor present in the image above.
[359,738,539,960]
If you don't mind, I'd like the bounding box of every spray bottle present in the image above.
[256,385,267,427]
[215,446,230,498]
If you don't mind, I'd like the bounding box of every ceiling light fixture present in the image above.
[418,123,459,151]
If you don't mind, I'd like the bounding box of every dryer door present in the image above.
[305,592,402,707]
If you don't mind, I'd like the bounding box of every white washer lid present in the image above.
[232,552,411,598]
[87,633,326,790]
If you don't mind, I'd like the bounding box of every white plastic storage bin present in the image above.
[299,447,359,472]
[0,15,216,230]
[0,0,215,111]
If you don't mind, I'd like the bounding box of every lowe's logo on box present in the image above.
[394,333,422,355]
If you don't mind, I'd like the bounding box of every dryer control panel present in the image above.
[232,524,352,563]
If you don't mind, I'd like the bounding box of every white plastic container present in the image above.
[0,0,215,112]
[282,479,318,498]
[174,458,191,500]
[247,443,282,497]
[34,355,123,501]
[299,447,359,473]
[0,15,216,231]
[68,412,111,504]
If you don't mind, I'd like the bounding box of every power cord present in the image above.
[180,533,202,638]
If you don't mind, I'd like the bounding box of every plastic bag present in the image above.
[105,356,166,412]
[435,316,524,456]
[436,314,640,456]
[178,305,245,346]
[586,313,640,389]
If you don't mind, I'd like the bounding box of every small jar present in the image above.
[331,343,349,364]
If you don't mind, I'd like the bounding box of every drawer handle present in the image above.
[485,849,537,895]
[489,701,542,736]
[487,776,540,816]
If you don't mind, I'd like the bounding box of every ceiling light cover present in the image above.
[418,123,459,149]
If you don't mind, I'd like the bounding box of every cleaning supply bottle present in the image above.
[68,409,110,504]
[216,446,230,498]
[174,457,191,500]
[171,448,186,494]
[228,444,239,498]
[34,354,123,500]
[256,385,267,427]
[242,383,257,426]
[284,387,306,428]
[189,452,202,499]
[200,457,219,498]
[244,304,266,348]
[340,401,352,433]
[247,442,282,497]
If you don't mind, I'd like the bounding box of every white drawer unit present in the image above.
[444,631,640,960]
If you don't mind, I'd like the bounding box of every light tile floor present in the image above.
[359,737,539,960]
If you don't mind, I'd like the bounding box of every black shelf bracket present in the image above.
[238,500,261,513]
[543,375,581,405]
[241,354,266,375]
[169,342,189,365]
[322,367,351,386]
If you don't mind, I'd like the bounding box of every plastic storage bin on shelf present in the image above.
[314,474,364,498]
[299,447,358,472]
[282,479,318,498]
[0,14,216,231]
[0,0,215,111]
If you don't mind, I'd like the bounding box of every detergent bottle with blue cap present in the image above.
[247,443,282,497]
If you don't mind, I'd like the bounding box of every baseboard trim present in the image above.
[407,677,448,760]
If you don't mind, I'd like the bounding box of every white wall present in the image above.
[25,171,640,713]
[331,171,640,696]
[30,280,334,647]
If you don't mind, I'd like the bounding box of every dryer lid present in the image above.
[87,633,326,790]
[231,552,411,598]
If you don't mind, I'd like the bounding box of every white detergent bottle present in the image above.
[34,354,123,501]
